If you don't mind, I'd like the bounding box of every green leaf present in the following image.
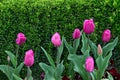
[103,37,118,57]
[55,61,65,79]
[89,40,98,59]
[73,38,80,53]
[5,50,17,68]
[41,47,55,68]
[28,67,33,80]
[68,54,89,80]
[16,62,24,74]
[0,65,14,80]
[96,51,112,79]
[58,36,64,57]
[63,37,74,54]
[13,73,23,80]
[107,72,113,80]
[39,63,55,80]
[81,33,90,54]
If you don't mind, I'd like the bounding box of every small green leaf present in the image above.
[16,62,24,74]
[13,73,23,80]
[41,47,55,68]
[73,38,80,53]
[5,50,17,68]
[0,65,14,80]
[107,72,113,80]
[103,37,118,57]
[63,37,74,54]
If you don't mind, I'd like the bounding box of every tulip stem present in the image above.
[16,45,19,61]
[27,66,30,80]
[56,47,60,66]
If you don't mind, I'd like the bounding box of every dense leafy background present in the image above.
[0,0,120,79]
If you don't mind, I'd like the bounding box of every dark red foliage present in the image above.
[62,75,70,80]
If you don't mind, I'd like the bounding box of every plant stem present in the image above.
[56,47,60,66]
[27,66,30,80]
[16,45,19,60]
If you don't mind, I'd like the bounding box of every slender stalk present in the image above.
[16,45,19,60]
[27,66,30,80]
[56,47,60,66]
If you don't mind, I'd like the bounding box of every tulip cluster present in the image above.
[0,18,118,80]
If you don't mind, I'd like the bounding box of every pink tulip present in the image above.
[72,28,81,39]
[85,56,94,72]
[102,29,111,42]
[16,33,26,45]
[24,49,34,67]
[51,32,62,47]
[83,19,95,34]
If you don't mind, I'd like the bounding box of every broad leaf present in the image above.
[81,33,90,54]
[73,38,80,53]
[68,54,89,80]
[89,40,98,59]
[55,61,65,79]
[39,63,55,80]
[5,50,17,68]
[107,72,113,80]
[41,47,55,68]
[16,62,24,74]
[63,37,74,54]
[103,37,118,57]
[0,65,14,80]
[13,73,23,80]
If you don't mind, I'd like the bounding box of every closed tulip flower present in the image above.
[51,32,62,47]
[85,56,94,72]
[16,33,26,45]
[24,49,34,67]
[97,44,102,55]
[102,29,111,42]
[72,28,81,39]
[83,19,95,34]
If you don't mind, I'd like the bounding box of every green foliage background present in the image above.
[0,0,120,79]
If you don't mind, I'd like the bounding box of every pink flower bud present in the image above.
[83,19,95,34]
[51,32,62,47]
[102,29,111,42]
[85,56,94,72]
[16,33,26,45]
[72,28,81,39]
[24,49,34,67]
[97,44,102,55]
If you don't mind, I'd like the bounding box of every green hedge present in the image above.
[0,0,120,79]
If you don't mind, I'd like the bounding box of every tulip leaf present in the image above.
[16,62,24,74]
[81,33,90,54]
[96,51,112,79]
[5,50,17,68]
[39,63,55,80]
[55,61,65,80]
[0,65,14,80]
[103,37,118,57]
[41,47,55,68]
[107,72,113,80]
[63,37,74,54]
[89,40,98,59]
[68,54,89,80]
[13,73,23,80]
[73,38,80,53]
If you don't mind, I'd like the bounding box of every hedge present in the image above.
[0,0,120,79]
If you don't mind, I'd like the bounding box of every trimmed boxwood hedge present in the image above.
[0,0,120,79]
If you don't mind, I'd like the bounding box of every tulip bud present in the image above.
[102,29,111,42]
[51,32,62,47]
[24,49,34,67]
[83,19,95,34]
[85,56,94,72]
[16,33,26,45]
[7,56,10,62]
[97,44,102,55]
[72,28,81,39]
